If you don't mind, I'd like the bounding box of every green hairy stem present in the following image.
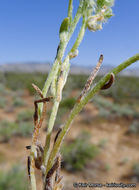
[46,53,139,173]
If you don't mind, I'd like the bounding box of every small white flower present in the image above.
[87,15,102,32]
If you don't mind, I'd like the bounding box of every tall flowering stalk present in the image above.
[27,1,139,190]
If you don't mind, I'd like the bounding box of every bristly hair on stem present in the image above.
[28,1,139,190]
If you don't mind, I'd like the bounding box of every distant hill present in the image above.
[0,62,138,77]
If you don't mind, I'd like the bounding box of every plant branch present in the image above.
[38,3,83,117]
[30,148,37,190]
[44,18,88,174]
[69,16,86,58]
[43,56,70,171]
[68,0,73,23]
[43,101,59,167]
[46,53,139,173]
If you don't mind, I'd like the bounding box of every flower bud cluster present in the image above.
[86,0,114,31]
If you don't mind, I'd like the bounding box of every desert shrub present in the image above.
[127,121,139,134]
[133,163,139,177]
[26,73,46,94]
[100,76,139,104]
[98,138,108,148]
[54,108,67,129]
[64,74,87,91]
[0,97,7,108]
[0,84,5,92]
[3,72,139,103]
[0,84,8,95]
[0,165,28,190]
[52,97,76,129]
[16,110,33,137]
[131,163,139,183]
[65,75,139,104]
[80,116,93,125]
[17,122,33,137]
[0,118,33,141]
[0,120,18,142]
[60,97,76,109]
[93,95,139,119]
[12,96,25,107]
[0,72,6,84]
[99,107,111,118]
[118,157,129,166]
[4,72,47,94]
[14,89,25,97]
[17,109,33,122]
[61,131,99,171]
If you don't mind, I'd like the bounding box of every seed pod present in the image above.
[101,73,115,90]
[77,54,103,103]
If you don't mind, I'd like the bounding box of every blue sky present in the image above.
[0,0,139,68]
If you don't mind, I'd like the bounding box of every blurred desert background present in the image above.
[0,64,138,190]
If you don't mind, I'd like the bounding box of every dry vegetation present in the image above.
[0,72,139,190]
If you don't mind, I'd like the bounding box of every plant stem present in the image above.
[43,100,59,167]
[46,53,139,173]
[68,10,82,42]
[38,59,59,116]
[70,16,86,54]
[68,0,73,23]
[38,5,82,117]
[30,142,37,190]
[40,1,85,174]
[43,57,70,170]
[30,157,36,190]
[44,20,87,174]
